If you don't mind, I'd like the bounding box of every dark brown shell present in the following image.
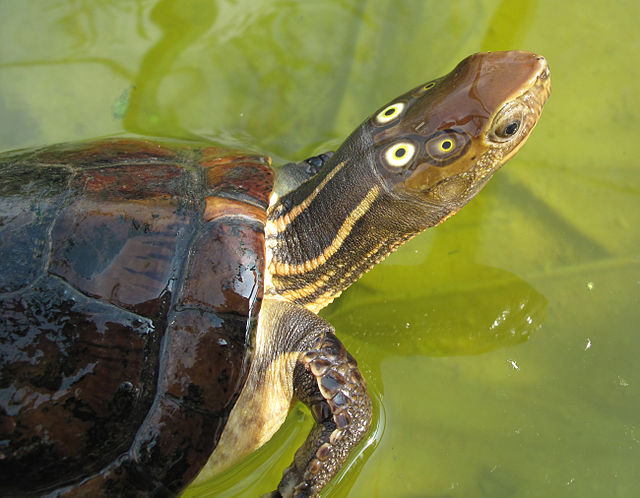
[0,138,273,494]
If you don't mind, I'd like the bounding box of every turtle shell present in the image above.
[0,138,273,494]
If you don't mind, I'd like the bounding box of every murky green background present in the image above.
[1,0,639,496]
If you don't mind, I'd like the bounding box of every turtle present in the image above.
[0,51,550,497]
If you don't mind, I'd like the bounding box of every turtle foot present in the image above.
[276,332,371,497]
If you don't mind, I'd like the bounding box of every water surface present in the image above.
[1,1,638,496]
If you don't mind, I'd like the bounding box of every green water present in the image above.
[1,0,639,496]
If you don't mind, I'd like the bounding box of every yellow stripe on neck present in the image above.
[270,185,381,276]
[266,160,347,237]
[275,229,417,313]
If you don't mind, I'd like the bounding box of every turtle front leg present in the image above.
[194,298,370,496]
[274,306,371,497]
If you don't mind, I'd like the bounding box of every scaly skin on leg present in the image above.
[194,299,370,497]
[275,332,371,497]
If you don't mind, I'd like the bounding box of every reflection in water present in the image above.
[123,0,217,138]
[184,390,386,498]
[324,261,547,358]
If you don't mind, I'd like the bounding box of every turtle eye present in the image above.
[383,141,416,169]
[495,120,521,138]
[375,102,405,124]
[489,102,527,143]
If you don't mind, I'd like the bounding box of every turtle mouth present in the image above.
[524,56,552,119]
[535,59,551,97]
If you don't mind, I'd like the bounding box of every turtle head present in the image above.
[362,50,550,212]
[267,52,550,312]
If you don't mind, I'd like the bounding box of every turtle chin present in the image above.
[400,174,475,211]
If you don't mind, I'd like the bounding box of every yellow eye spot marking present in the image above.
[375,102,405,124]
[426,135,459,158]
[384,142,416,168]
[423,81,436,90]
[440,139,453,151]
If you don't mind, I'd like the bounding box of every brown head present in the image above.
[267,51,550,311]
[366,50,551,210]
